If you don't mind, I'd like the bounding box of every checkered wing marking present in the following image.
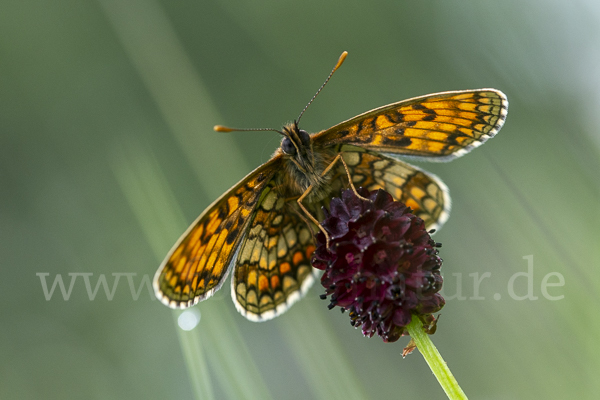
[232,185,317,321]
[314,89,508,162]
[341,147,450,231]
[153,158,281,309]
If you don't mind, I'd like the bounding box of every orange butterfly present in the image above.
[153,52,508,321]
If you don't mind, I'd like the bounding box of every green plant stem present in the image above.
[407,317,468,400]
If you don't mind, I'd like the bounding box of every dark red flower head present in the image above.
[312,188,445,343]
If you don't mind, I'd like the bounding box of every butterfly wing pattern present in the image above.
[231,184,317,321]
[314,89,507,162]
[338,146,450,231]
[154,85,508,319]
[153,158,281,308]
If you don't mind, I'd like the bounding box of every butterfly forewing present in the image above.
[232,185,317,321]
[153,158,281,309]
[314,89,508,161]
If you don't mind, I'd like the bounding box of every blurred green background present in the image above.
[2,0,599,399]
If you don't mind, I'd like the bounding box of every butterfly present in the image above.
[153,52,508,321]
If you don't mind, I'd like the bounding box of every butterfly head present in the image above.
[279,121,319,182]
[280,121,311,157]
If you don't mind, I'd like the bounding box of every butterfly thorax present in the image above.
[276,122,336,202]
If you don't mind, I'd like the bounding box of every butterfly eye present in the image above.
[281,137,296,155]
[298,129,311,147]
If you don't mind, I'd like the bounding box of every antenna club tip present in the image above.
[335,51,348,70]
[214,125,233,132]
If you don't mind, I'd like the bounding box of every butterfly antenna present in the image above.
[296,51,348,125]
[214,125,285,136]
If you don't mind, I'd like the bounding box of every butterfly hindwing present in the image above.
[314,89,508,162]
[340,147,450,231]
[232,184,317,321]
[153,158,282,309]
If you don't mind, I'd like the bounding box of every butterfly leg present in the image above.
[297,153,370,248]
[337,153,371,202]
[291,205,318,240]
[297,191,330,247]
